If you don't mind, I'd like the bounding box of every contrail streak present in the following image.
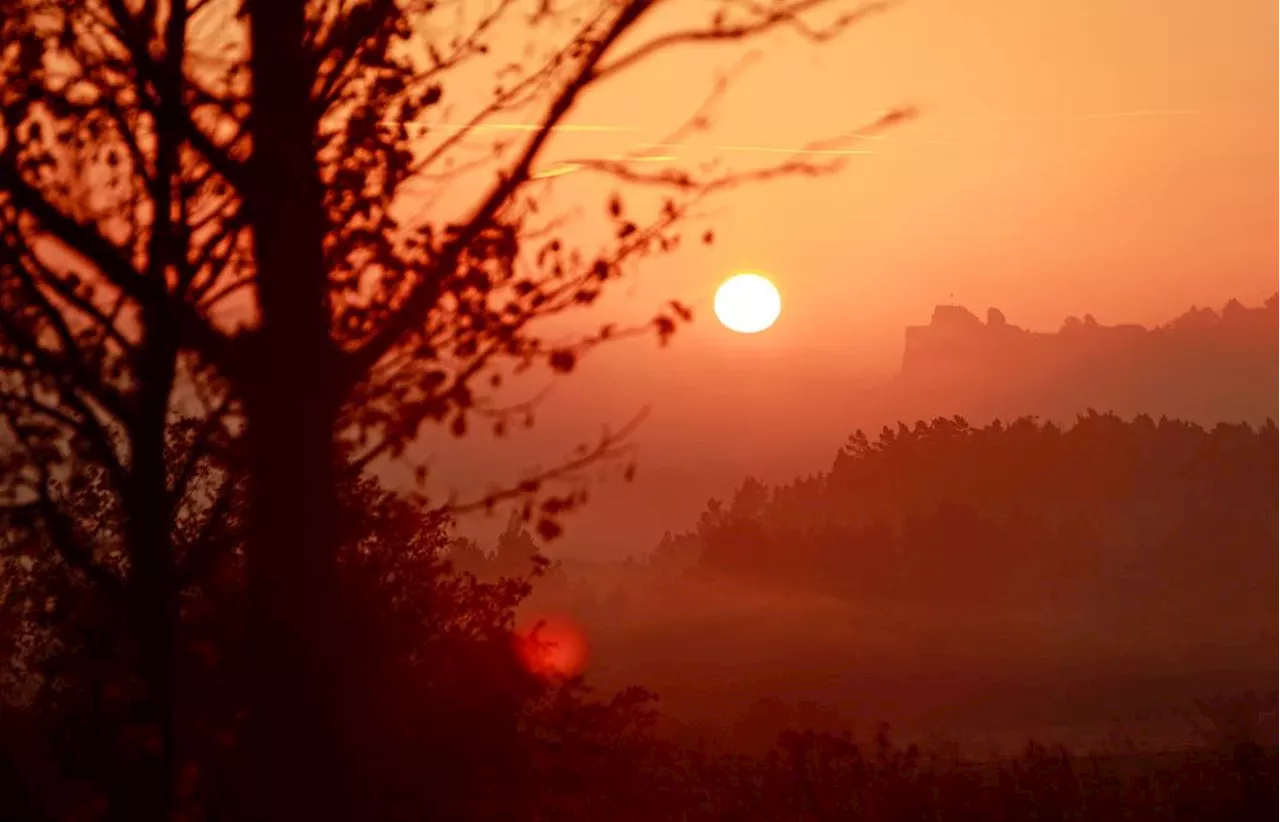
[388,105,1224,180]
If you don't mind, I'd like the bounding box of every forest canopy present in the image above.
[654,413,1276,618]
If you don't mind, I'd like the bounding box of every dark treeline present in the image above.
[666,414,1275,621]
[3,456,1277,820]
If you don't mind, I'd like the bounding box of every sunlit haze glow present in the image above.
[515,614,588,679]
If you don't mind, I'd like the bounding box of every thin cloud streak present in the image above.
[394,105,1243,180]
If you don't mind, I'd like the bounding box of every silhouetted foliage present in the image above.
[0,459,668,820]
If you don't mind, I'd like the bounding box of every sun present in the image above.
[714,273,782,334]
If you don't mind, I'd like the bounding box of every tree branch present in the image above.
[430,408,649,520]
[0,405,124,597]
[0,158,158,304]
[595,0,894,80]
[310,0,402,106]
[342,0,657,384]
[169,394,234,514]
[0,236,134,421]
[33,475,123,595]
[178,474,238,587]
[103,0,249,192]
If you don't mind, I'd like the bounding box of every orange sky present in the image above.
[407,0,1279,557]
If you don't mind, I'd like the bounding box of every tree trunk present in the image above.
[243,1,347,818]
[121,324,177,822]
[117,20,186,809]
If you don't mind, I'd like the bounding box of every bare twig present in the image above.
[430,407,650,519]
[596,0,894,80]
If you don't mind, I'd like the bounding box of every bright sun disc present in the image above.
[714,273,781,334]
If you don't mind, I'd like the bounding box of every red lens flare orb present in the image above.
[515,613,588,679]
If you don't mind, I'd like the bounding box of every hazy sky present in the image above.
[410,0,1278,557]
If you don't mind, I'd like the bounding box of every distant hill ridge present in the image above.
[888,295,1278,425]
[902,295,1278,375]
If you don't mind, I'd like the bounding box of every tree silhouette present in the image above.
[0,0,908,816]
[2,443,675,820]
[689,413,1277,618]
